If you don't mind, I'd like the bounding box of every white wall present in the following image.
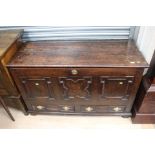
[136,26,155,64]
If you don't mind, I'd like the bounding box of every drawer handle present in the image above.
[128,80,133,83]
[119,82,123,85]
[36,105,44,110]
[71,69,78,75]
[63,106,70,111]
[35,83,39,86]
[86,106,93,112]
[113,107,121,112]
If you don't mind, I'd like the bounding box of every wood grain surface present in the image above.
[8,40,148,68]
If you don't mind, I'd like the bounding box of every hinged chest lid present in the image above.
[8,40,148,68]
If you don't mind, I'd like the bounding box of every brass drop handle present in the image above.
[113,107,121,112]
[119,82,123,85]
[71,69,78,75]
[35,83,39,86]
[37,105,44,110]
[63,106,70,111]
[86,106,93,112]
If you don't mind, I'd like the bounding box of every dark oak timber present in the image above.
[7,39,148,117]
[8,40,148,68]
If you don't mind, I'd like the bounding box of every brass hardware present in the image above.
[35,83,39,86]
[71,69,78,75]
[86,106,93,112]
[63,106,70,111]
[113,107,121,112]
[130,61,135,64]
[36,105,44,110]
[128,80,133,83]
[119,82,123,85]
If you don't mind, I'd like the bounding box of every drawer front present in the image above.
[10,67,142,113]
[33,104,75,113]
[80,105,126,113]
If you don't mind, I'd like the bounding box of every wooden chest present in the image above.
[7,40,148,116]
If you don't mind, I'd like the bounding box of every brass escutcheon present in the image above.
[63,106,70,111]
[113,107,121,112]
[86,106,93,112]
[71,69,78,75]
[37,105,44,110]
[119,82,123,85]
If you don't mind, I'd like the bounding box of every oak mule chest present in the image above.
[0,30,148,117]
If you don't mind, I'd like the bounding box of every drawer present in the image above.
[80,105,126,113]
[33,104,75,113]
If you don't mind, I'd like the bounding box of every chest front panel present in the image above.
[10,67,143,115]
